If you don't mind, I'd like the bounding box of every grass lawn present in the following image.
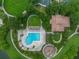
[0,10,5,18]
[53,34,79,59]
[28,15,41,26]
[34,5,46,14]
[0,0,1,2]
[4,0,30,16]
[5,47,25,59]
[0,0,2,5]
[0,11,26,59]
[0,27,25,59]
[0,28,25,59]
[5,30,26,59]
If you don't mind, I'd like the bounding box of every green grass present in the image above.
[0,11,25,59]
[53,34,79,59]
[12,30,45,59]
[52,33,61,41]
[28,15,41,26]
[34,5,46,14]
[5,30,26,59]
[0,0,2,5]
[4,0,30,16]
[0,29,25,59]
[0,27,25,59]
[5,47,25,59]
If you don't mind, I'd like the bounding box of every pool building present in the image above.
[18,26,46,51]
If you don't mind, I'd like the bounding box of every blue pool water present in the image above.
[25,33,40,45]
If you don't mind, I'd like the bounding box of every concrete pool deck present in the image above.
[18,26,46,51]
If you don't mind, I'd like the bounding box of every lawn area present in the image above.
[0,10,4,18]
[5,47,25,59]
[0,0,2,5]
[53,34,79,59]
[4,0,30,16]
[28,15,41,26]
[0,26,25,59]
[0,10,26,59]
[34,5,46,14]
[4,29,26,59]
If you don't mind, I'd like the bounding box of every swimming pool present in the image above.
[25,33,40,45]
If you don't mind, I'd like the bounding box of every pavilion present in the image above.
[42,44,57,58]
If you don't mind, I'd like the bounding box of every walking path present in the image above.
[67,32,78,39]
[53,25,79,43]
[2,0,14,17]
[53,33,62,43]
[68,25,79,39]
[51,46,64,58]
[10,30,31,59]
[46,32,54,35]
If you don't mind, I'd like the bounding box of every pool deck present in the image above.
[18,26,46,51]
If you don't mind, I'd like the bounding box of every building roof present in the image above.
[50,15,70,32]
[38,0,51,7]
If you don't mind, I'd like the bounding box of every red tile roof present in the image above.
[50,15,70,32]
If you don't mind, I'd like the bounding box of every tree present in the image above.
[0,0,2,6]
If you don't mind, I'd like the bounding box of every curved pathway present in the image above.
[51,46,64,59]
[2,0,15,17]
[53,33,62,44]
[67,32,77,39]
[67,25,79,40]
[10,30,31,59]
